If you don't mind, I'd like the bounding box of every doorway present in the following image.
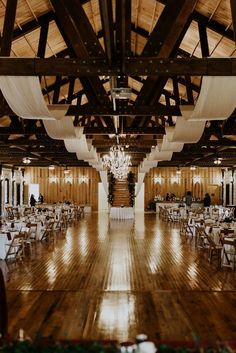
[16,183,21,205]
[226,183,230,206]
[29,184,39,204]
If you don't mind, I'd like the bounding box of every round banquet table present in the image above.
[109,207,134,220]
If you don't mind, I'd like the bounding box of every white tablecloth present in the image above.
[110,207,134,220]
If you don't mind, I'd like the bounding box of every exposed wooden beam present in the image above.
[193,11,234,42]
[198,21,209,57]
[230,0,236,45]
[1,57,236,76]
[135,0,197,106]
[116,0,131,60]
[37,17,49,58]
[51,0,105,58]
[0,0,17,56]
[99,0,115,64]
[184,75,194,104]
[142,0,185,56]
[66,104,181,116]
[0,125,165,135]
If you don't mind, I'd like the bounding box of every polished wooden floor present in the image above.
[5,213,236,342]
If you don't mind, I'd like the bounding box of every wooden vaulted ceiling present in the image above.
[0,0,236,168]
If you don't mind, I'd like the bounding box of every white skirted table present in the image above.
[110,207,134,220]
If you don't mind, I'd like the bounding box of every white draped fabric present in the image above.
[47,104,70,119]
[75,136,97,160]
[136,172,145,196]
[148,148,173,161]
[142,160,157,167]
[189,76,236,121]
[44,116,78,139]
[99,170,108,195]
[159,135,184,152]
[166,117,205,143]
[0,76,67,120]
[64,133,91,153]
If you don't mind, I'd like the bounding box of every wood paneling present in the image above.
[145,167,222,207]
[24,166,99,210]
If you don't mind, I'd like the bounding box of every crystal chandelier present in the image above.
[103,145,131,179]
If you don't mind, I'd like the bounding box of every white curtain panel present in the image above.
[0,76,67,120]
[99,170,108,195]
[159,135,184,152]
[189,76,236,121]
[135,172,145,196]
[44,116,78,139]
[166,116,205,143]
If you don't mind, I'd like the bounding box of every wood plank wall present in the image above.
[24,167,100,211]
[23,166,223,210]
[144,167,223,207]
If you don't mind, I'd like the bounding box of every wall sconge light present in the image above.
[49,165,55,170]
[193,175,201,184]
[190,165,196,171]
[65,175,73,184]
[49,176,58,183]
[79,176,88,184]
[171,175,180,184]
[64,168,70,174]
[154,176,162,184]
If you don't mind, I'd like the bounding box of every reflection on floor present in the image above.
[6,212,236,342]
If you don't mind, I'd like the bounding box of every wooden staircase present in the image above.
[112,179,130,207]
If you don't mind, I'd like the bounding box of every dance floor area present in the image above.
[6,213,236,342]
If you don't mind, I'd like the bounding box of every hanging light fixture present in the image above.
[176,167,181,175]
[103,145,131,179]
[22,157,31,165]
[214,158,222,165]
[64,168,70,174]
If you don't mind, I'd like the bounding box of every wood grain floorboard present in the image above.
[5,213,236,342]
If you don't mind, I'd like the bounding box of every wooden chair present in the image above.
[78,206,85,218]
[195,225,208,249]
[41,222,54,242]
[27,223,38,242]
[0,268,8,338]
[5,230,26,261]
[221,238,236,270]
[204,232,223,267]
